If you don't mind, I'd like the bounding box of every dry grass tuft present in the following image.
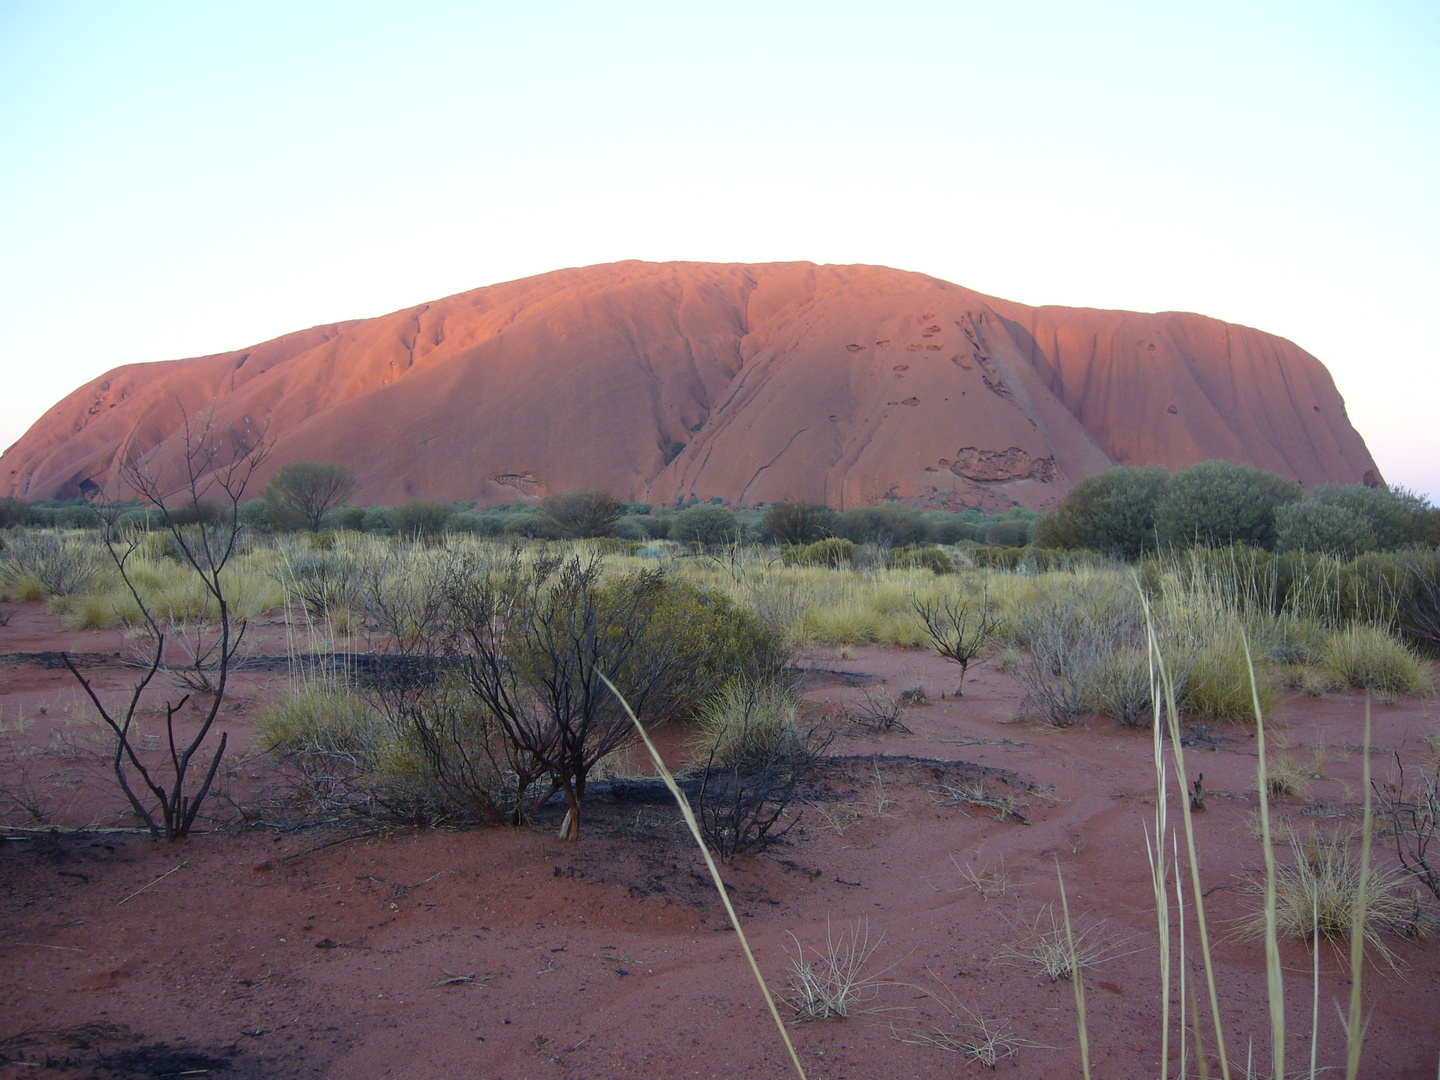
[1265,754,1310,799]
[889,973,1044,1067]
[1239,826,1420,964]
[779,919,891,1022]
[928,779,1027,824]
[992,903,1129,982]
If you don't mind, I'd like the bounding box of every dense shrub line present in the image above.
[6,462,1435,573]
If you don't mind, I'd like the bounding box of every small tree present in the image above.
[540,487,622,538]
[263,461,355,531]
[64,408,268,839]
[450,553,679,840]
[762,500,834,545]
[1044,465,1170,559]
[1156,461,1301,550]
[914,589,1001,696]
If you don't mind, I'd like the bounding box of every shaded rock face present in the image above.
[1,261,1380,511]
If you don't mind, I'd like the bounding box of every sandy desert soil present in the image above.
[1,601,1437,1079]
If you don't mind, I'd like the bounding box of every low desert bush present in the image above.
[781,537,855,569]
[672,504,740,547]
[1011,593,1116,726]
[887,545,956,574]
[0,532,108,598]
[690,679,822,858]
[1080,646,1157,727]
[1320,624,1430,696]
[389,499,453,537]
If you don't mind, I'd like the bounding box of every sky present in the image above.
[1,1,1437,498]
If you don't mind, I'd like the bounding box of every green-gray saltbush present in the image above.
[672,504,739,547]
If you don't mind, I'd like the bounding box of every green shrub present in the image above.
[833,503,925,547]
[1320,625,1430,696]
[236,499,274,529]
[540,488,622,538]
[1276,501,1375,556]
[0,497,30,528]
[983,519,1032,547]
[1307,484,1432,551]
[389,500,453,537]
[53,505,100,529]
[922,516,977,545]
[1042,465,1170,558]
[502,512,566,540]
[324,505,366,532]
[613,515,651,541]
[638,514,672,540]
[360,506,393,532]
[638,576,791,721]
[1156,461,1302,550]
[448,510,509,536]
[887,545,955,574]
[672,504,739,547]
[762,500,834,545]
[781,537,855,568]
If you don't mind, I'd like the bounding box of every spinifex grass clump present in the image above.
[1319,624,1431,696]
[1239,827,1415,963]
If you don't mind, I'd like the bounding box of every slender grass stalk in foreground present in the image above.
[1141,590,1231,1080]
[598,671,808,1080]
[1143,588,1173,1080]
[1311,891,1320,1080]
[1244,633,1284,1080]
[1055,859,1091,1080]
[1345,700,1373,1080]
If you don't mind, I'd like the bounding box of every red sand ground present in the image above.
[2,602,1437,1079]
[0,262,1381,512]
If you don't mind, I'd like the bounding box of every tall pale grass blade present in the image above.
[1139,573,1174,1080]
[1344,699,1373,1080]
[1189,972,1211,1080]
[1177,831,1188,1080]
[1310,891,1320,1080]
[1145,824,1171,1080]
[1244,631,1284,1080]
[1055,859,1091,1080]
[1142,591,1231,1080]
[598,671,808,1080]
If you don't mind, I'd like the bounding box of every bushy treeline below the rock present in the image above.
[4,460,1434,564]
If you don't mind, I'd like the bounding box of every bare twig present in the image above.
[117,859,189,906]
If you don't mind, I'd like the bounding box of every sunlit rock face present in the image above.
[1,261,1380,509]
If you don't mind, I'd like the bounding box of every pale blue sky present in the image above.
[2,1,1437,497]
